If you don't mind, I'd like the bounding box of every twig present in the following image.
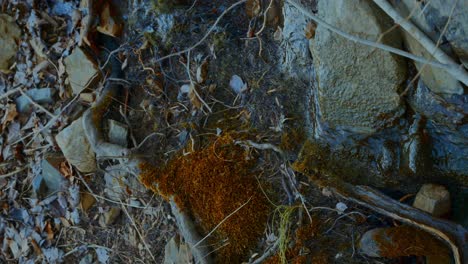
[119,198,157,262]
[331,184,467,264]
[372,0,468,86]
[250,240,280,264]
[19,90,57,118]
[0,84,23,100]
[0,167,27,179]
[285,0,468,86]
[155,0,247,63]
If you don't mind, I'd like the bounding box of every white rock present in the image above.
[107,119,128,147]
[64,47,100,95]
[229,75,246,94]
[55,117,96,173]
[413,184,451,217]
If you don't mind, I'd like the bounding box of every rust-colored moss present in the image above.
[372,225,450,259]
[280,128,306,152]
[139,133,270,262]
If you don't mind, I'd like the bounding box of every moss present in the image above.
[280,128,306,153]
[372,225,450,259]
[139,133,271,262]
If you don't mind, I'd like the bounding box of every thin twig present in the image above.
[0,167,27,179]
[193,197,252,248]
[0,84,23,100]
[19,90,57,118]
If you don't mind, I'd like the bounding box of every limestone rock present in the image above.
[41,154,68,195]
[55,117,96,173]
[393,0,464,95]
[107,119,128,147]
[163,235,193,264]
[413,184,451,217]
[310,0,407,134]
[64,47,100,95]
[0,15,21,73]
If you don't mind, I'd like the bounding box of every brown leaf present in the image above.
[44,221,54,241]
[196,59,209,84]
[2,103,18,130]
[188,83,202,109]
[246,0,261,18]
[305,21,317,39]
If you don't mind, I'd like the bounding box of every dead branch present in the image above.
[331,183,467,264]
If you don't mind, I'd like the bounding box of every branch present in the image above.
[285,0,468,86]
[331,184,467,264]
[372,0,468,85]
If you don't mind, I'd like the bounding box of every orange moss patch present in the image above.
[139,133,270,262]
[372,225,450,259]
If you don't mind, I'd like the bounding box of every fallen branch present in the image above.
[285,0,468,86]
[331,184,467,264]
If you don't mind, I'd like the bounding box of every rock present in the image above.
[229,75,246,94]
[64,47,100,95]
[163,235,193,264]
[279,2,313,80]
[107,119,128,147]
[41,154,68,195]
[393,0,464,95]
[55,117,96,173]
[310,0,407,134]
[0,15,21,73]
[104,164,146,201]
[102,207,120,225]
[413,184,451,217]
[15,88,56,113]
[359,226,450,260]
[32,174,47,198]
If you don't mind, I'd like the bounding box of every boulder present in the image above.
[310,0,407,134]
[64,47,100,95]
[55,117,96,173]
[393,0,464,95]
[413,184,451,217]
[0,15,21,73]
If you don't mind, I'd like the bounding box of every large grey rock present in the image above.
[0,15,21,73]
[413,184,451,217]
[55,117,96,172]
[393,0,464,95]
[310,0,407,134]
[64,47,100,95]
[107,119,128,147]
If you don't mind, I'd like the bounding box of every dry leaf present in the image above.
[246,0,261,18]
[45,221,54,241]
[196,59,209,84]
[188,83,202,109]
[305,21,317,39]
[2,104,18,130]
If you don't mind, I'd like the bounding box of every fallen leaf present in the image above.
[2,104,18,130]
[196,59,209,84]
[246,0,261,18]
[188,83,202,109]
[305,21,317,39]
[44,221,54,241]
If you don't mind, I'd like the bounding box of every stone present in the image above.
[229,75,246,94]
[393,0,464,95]
[0,15,21,73]
[41,154,68,194]
[104,164,146,201]
[163,235,193,264]
[32,174,47,198]
[64,47,100,95]
[279,1,313,80]
[413,184,451,217]
[310,0,407,134]
[55,117,96,173]
[359,226,450,260]
[15,88,56,113]
[107,119,128,147]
